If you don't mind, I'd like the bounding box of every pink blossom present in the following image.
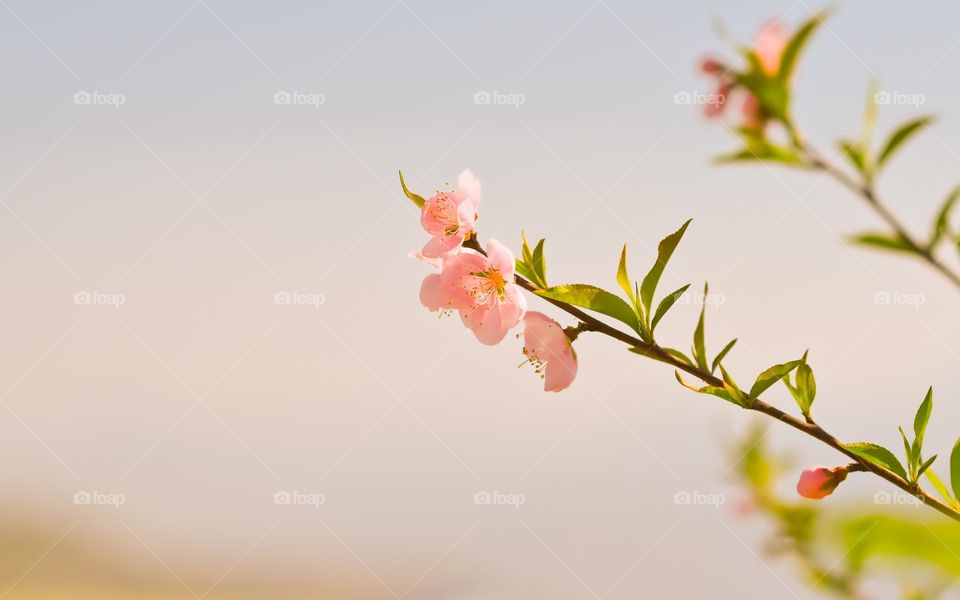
[796,465,848,500]
[420,240,526,345]
[699,19,789,129]
[753,19,788,75]
[419,170,481,258]
[521,311,578,392]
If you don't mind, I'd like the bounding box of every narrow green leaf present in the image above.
[849,232,917,255]
[838,139,867,176]
[795,362,816,414]
[862,80,879,156]
[718,364,747,406]
[951,438,960,500]
[899,426,915,477]
[532,238,547,287]
[714,144,801,166]
[658,347,693,365]
[877,116,935,169]
[692,283,708,370]
[843,442,908,480]
[675,371,741,406]
[651,284,690,333]
[777,11,827,83]
[398,170,426,208]
[749,360,802,400]
[515,260,539,286]
[520,232,533,266]
[918,455,938,479]
[711,338,737,375]
[639,220,691,314]
[925,469,954,504]
[536,284,639,333]
[914,386,933,452]
[931,185,960,247]
[616,244,635,305]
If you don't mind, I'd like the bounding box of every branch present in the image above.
[463,236,960,522]
[801,144,960,292]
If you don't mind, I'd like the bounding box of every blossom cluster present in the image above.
[411,171,578,392]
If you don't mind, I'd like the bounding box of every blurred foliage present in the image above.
[731,426,960,599]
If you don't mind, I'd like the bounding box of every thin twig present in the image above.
[804,149,960,291]
[463,236,960,522]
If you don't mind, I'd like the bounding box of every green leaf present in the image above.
[914,386,933,452]
[899,426,915,477]
[795,362,816,415]
[918,455,937,479]
[862,80,879,153]
[843,442,908,480]
[749,360,802,400]
[651,284,690,333]
[930,185,960,247]
[849,232,917,255]
[692,283,708,370]
[515,260,538,285]
[659,347,693,365]
[925,469,954,504]
[532,239,547,287]
[675,371,741,406]
[838,139,867,176]
[536,284,639,333]
[616,244,635,305]
[877,116,935,169]
[398,170,426,208]
[951,438,960,500]
[778,11,827,83]
[714,143,801,166]
[711,338,737,375]
[718,364,747,405]
[639,220,691,314]
[520,232,533,265]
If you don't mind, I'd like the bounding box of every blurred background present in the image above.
[1,0,960,597]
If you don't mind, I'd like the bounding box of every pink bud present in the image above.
[796,465,849,500]
[699,57,727,75]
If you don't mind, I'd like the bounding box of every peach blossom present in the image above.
[753,19,788,75]
[700,19,789,130]
[420,240,525,345]
[419,170,481,258]
[796,465,848,500]
[521,311,578,392]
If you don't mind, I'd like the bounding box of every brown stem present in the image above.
[804,152,960,291]
[463,236,960,522]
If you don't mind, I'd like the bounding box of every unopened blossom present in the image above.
[420,240,525,345]
[699,19,789,130]
[521,311,578,392]
[419,170,481,258]
[752,19,788,75]
[796,465,849,500]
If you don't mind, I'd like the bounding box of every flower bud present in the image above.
[796,465,849,499]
